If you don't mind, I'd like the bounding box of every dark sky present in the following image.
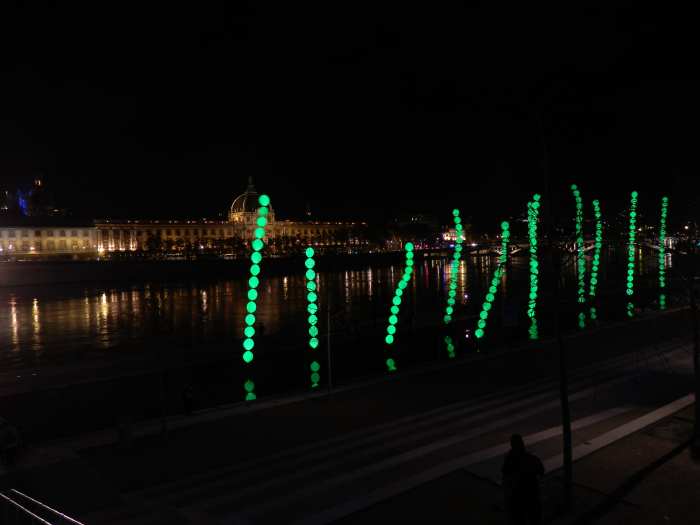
[1,3,698,231]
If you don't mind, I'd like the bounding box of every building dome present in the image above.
[229,177,274,223]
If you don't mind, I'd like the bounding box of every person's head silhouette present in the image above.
[510,433,525,454]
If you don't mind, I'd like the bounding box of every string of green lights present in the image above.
[658,196,669,310]
[475,221,510,340]
[571,185,586,329]
[527,196,540,340]
[444,208,465,326]
[443,209,465,358]
[384,242,415,371]
[304,247,321,387]
[588,199,602,320]
[626,191,639,317]
[241,193,271,401]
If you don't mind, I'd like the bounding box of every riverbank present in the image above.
[0,305,692,445]
[0,252,419,287]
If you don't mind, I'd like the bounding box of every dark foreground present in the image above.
[0,306,698,523]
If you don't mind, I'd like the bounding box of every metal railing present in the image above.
[0,490,84,525]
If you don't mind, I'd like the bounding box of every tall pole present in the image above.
[539,110,573,510]
[690,247,700,446]
[327,291,333,393]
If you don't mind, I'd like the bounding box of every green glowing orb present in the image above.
[307,291,317,303]
[244,326,255,338]
[254,228,265,239]
[386,357,396,370]
[447,298,455,306]
[486,293,495,302]
[389,315,398,325]
[483,302,492,311]
[258,194,270,206]
[247,289,258,301]
[307,303,318,314]
[242,350,254,363]
[392,296,402,306]
[305,258,315,269]
[243,338,254,351]
[390,305,399,315]
[244,380,255,392]
[256,217,267,227]
[249,276,259,289]
[446,306,453,315]
[475,328,484,338]
[385,334,394,345]
[310,360,320,372]
[252,239,264,252]
[477,319,486,328]
[631,191,638,198]
[311,372,321,384]
[245,392,257,401]
[305,269,316,280]
[387,325,396,335]
[258,206,268,216]
[308,314,318,325]
[251,251,262,264]
[250,264,261,276]
[309,337,319,349]
[245,314,255,326]
[479,310,488,320]
[305,247,315,258]
[452,209,460,216]
[309,325,318,337]
[443,315,452,323]
[404,242,414,252]
[501,221,509,230]
[398,280,407,290]
[246,301,257,314]
[395,288,403,298]
[306,281,316,291]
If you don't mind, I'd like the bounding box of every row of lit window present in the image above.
[0,229,91,238]
[0,239,92,252]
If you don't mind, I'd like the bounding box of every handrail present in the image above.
[9,489,85,525]
[0,492,53,525]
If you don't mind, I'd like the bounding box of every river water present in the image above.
[0,247,681,379]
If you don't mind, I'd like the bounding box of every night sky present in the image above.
[1,4,698,231]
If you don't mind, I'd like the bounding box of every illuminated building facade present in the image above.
[1,178,364,257]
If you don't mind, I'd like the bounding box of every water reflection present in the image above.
[0,250,674,371]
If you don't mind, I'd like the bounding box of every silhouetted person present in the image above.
[502,434,545,525]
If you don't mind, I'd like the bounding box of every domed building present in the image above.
[228,177,365,249]
[229,177,276,238]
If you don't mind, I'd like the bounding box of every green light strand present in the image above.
[475,221,510,340]
[658,196,669,290]
[241,193,271,401]
[305,246,320,387]
[384,242,415,371]
[659,196,669,311]
[626,191,639,317]
[588,200,603,320]
[527,195,541,340]
[571,185,586,328]
[443,209,465,358]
